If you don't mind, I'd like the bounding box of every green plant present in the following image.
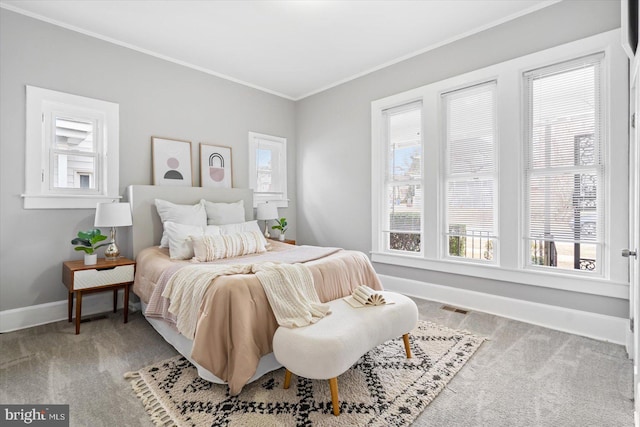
[271,217,288,234]
[71,229,109,255]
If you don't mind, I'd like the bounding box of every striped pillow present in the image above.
[191,231,267,261]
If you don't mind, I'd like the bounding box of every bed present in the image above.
[126,185,383,395]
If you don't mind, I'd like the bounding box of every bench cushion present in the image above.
[272,291,418,380]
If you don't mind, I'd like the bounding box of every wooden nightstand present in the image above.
[269,237,296,245]
[62,257,136,334]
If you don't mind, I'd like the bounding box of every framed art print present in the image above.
[152,137,193,186]
[200,143,232,188]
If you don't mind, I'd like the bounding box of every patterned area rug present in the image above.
[126,320,484,426]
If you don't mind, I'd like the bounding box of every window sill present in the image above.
[22,194,121,209]
[370,251,628,299]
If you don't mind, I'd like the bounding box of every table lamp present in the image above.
[94,202,133,260]
[256,202,278,238]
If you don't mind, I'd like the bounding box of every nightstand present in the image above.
[269,238,296,245]
[62,257,136,334]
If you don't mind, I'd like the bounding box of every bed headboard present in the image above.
[125,185,254,258]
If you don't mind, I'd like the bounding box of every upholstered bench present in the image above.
[272,291,418,416]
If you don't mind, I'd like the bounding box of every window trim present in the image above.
[23,86,120,209]
[248,131,288,208]
[522,53,606,276]
[371,29,628,298]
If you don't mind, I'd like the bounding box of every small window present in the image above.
[248,132,288,207]
[23,86,119,209]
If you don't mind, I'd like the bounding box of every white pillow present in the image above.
[201,199,245,225]
[164,222,221,260]
[219,220,268,246]
[155,199,207,247]
[191,231,267,262]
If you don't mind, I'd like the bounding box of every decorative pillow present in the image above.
[164,222,221,260]
[201,199,245,225]
[155,199,207,247]
[219,220,268,246]
[191,231,267,262]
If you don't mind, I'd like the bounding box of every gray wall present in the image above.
[295,0,628,318]
[0,10,296,311]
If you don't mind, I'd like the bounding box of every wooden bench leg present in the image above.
[403,333,412,358]
[283,369,292,389]
[329,377,340,416]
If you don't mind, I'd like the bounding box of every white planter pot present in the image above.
[279,234,286,241]
[84,254,97,265]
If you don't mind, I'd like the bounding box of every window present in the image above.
[442,82,498,262]
[371,30,628,295]
[248,132,288,207]
[383,102,423,253]
[23,86,120,209]
[524,54,604,273]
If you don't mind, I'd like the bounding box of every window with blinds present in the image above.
[383,101,423,253]
[442,81,498,262]
[524,53,604,273]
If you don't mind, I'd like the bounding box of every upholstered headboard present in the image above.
[125,185,254,258]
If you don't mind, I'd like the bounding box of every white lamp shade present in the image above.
[256,203,278,220]
[94,202,133,227]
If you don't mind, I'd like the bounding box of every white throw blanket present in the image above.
[162,264,254,339]
[162,262,330,339]
[253,262,331,328]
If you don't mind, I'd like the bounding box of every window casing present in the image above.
[248,132,288,208]
[371,30,628,298]
[524,54,605,274]
[23,86,120,209]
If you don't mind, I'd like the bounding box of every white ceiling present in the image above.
[1,0,558,100]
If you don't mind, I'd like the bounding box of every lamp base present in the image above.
[104,242,120,260]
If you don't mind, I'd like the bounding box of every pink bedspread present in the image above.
[133,241,383,395]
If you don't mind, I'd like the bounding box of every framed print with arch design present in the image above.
[152,137,193,186]
[200,143,233,188]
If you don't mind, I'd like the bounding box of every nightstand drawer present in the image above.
[73,265,135,290]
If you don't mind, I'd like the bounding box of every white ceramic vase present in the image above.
[279,233,285,241]
[84,253,97,265]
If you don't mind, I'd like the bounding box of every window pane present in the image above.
[445,84,496,174]
[525,53,603,272]
[386,184,422,252]
[528,171,597,243]
[256,147,273,193]
[529,67,597,169]
[388,107,421,181]
[54,117,95,153]
[51,153,96,189]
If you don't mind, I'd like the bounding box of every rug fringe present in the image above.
[125,371,176,427]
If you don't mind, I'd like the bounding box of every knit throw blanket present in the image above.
[253,262,331,328]
[162,262,330,339]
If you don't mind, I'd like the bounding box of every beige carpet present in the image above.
[126,320,484,426]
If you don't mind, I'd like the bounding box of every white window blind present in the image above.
[383,101,423,253]
[524,53,604,272]
[442,81,498,262]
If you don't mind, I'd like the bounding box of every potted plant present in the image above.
[71,229,109,265]
[271,217,288,241]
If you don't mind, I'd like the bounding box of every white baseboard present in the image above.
[381,274,628,346]
[0,292,138,333]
